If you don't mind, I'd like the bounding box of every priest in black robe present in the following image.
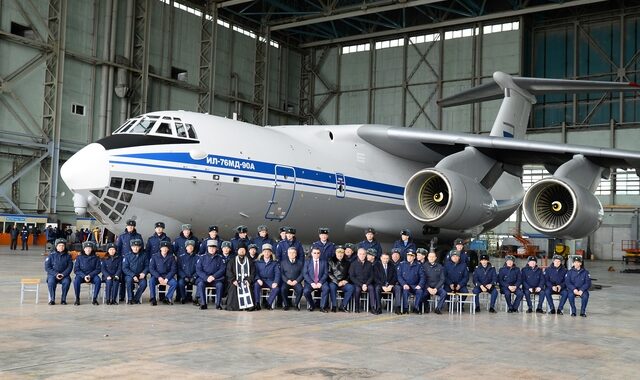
[225,243,256,311]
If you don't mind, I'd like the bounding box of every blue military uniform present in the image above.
[122,240,149,304]
[195,244,226,309]
[101,243,122,304]
[521,257,545,312]
[472,259,498,311]
[444,260,469,292]
[279,257,304,309]
[253,253,281,308]
[565,261,591,316]
[251,225,276,254]
[44,239,73,304]
[149,250,178,304]
[392,230,416,262]
[115,221,143,301]
[20,226,29,250]
[396,256,425,313]
[72,243,102,304]
[178,249,199,303]
[199,225,224,255]
[544,260,568,314]
[276,237,305,262]
[357,240,382,260]
[498,258,523,312]
[146,231,171,257]
[312,240,336,261]
[173,230,199,257]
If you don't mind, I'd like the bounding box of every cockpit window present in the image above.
[156,122,172,135]
[175,123,187,138]
[113,115,198,141]
[128,117,158,134]
[114,119,138,134]
[186,124,197,139]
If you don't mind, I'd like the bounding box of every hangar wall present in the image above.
[0,0,301,216]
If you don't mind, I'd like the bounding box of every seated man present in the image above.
[73,241,102,305]
[101,243,122,305]
[253,243,280,310]
[544,254,568,315]
[472,254,498,313]
[328,246,354,312]
[196,239,225,310]
[521,256,545,313]
[349,248,376,313]
[122,238,149,304]
[498,255,523,313]
[373,252,401,315]
[280,247,304,311]
[566,256,591,317]
[178,239,199,304]
[149,240,178,305]
[422,249,447,314]
[444,251,469,295]
[44,238,73,305]
[390,248,402,267]
[303,247,330,312]
[397,249,425,314]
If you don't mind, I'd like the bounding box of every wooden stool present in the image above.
[21,278,41,304]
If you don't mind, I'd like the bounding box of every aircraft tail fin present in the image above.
[437,71,640,139]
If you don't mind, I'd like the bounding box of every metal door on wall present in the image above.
[592,225,630,261]
[265,165,296,221]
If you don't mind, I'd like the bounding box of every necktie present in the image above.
[314,260,319,282]
[384,264,387,276]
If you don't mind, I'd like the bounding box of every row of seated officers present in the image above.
[44,220,592,316]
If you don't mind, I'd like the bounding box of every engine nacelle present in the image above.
[523,177,603,239]
[403,168,498,229]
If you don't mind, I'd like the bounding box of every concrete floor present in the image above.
[0,246,639,379]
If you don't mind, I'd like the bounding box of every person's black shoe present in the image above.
[489,307,496,313]
[308,307,315,312]
[216,305,223,310]
[61,300,67,305]
[321,308,329,313]
[181,299,186,304]
[246,307,255,312]
[74,299,80,306]
[150,298,157,306]
[376,309,383,315]
[526,308,533,313]
[536,308,544,314]
[127,300,133,305]
[119,298,125,302]
[557,310,564,315]
[112,300,118,305]
[434,308,442,315]
[331,307,337,313]
[571,313,576,317]
[135,300,142,304]
[508,308,514,313]
[92,299,99,306]
[411,309,420,315]
[354,308,361,313]
[549,309,556,314]
[162,299,171,305]
[200,304,208,310]
[283,305,290,311]
[369,309,376,315]
[394,307,401,315]
[106,300,111,305]
[255,304,261,311]
[475,306,481,313]
[401,309,408,315]
[339,306,348,313]
[580,313,587,317]
[48,301,55,305]
[264,305,272,310]
[193,300,200,307]
[295,306,301,311]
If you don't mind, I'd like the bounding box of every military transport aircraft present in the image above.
[60,72,640,244]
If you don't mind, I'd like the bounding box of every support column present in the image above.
[253,23,270,126]
[130,0,150,117]
[198,1,217,114]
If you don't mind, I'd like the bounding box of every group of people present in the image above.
[43,221,592,317]
[6,224,37,251]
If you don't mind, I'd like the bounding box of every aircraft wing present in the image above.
[357,125,640,173]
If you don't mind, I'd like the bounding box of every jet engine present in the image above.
[403,168,497,229]
[523,177,603,239]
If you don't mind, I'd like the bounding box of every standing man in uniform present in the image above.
[196,240,225,310]
[20,225,30,250]
[499,255,523,313]
[344,243,357,263]
[276,227,304,262]
[349,248,375,313]
[422,249,447,314]
[149,240,178,305]
[373,252,401,315]
[231,225,251,254]
[312,228,336,261]
[9,224,18,251]
[173,224,199,257]
[392,229,416,261]
[328,246,354,312]
[521,256,545,313]
[199,225,223,255]
[447,238,470,267]
[303,247,330,312]
[280,247,304,311]
[472,254,498,313]
[544,254,568,315]
[44,238,73,305]
[397,250,425,314]
[146,222,171,258]
[73,241,102,305]
[251,225,276,253]
[253,243,280,310]
[566,256,591,317]
[116,219,143,302]
[122,239,148,304]
[357,228,382,260]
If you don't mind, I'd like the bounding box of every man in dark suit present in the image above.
[280,247,304,310]
[303,247,330,312]
[373,252,401,315]
[348,248,375,313]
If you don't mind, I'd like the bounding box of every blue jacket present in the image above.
[230,236,252,254]
[544,265,567,289]
[521,265,545,289]
[422,261,445,289]
[122,252,149,278]
[444,261,469,287]
[276,238,305,262]
[357,239,382,257]
[473,264,497,286]
[101,256,122,280]
[396,260,425,287]
[178,252,198,279]
[173,232,199,257]
[198,235,224,255]
[146,232,171,257]
[280,258,304,283]
[149,253,177,279]
[21,228,29,240]
[44,250,73,277]
[565,267,591,292]
[392,239,416,261]
[116,229,143,257]
[312,240,336,261]
[251,235,276,253]
[74,253,101,278]
[303,258,328,284]
[498,265,522,288]
[255,258,281,283]
[446,250,470,266]
[195,253,226,281]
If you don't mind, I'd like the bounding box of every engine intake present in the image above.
[404,168,497,229]
[523,178,603,239]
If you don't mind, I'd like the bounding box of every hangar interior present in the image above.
[1,0,640,259]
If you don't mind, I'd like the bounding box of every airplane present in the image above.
[60,71,640,246]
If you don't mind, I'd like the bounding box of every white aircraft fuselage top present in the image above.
[60,110,520,245]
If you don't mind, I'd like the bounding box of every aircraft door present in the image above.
[336,173,346,198]
[265,165,296,220]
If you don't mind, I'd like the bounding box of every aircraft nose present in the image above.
[61,143,110,190]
